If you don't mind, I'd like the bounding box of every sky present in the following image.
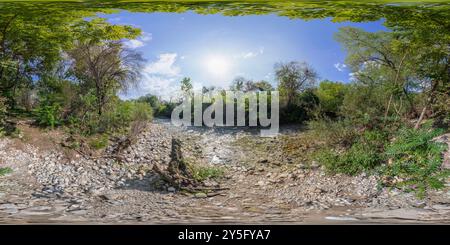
[99,11,388,100]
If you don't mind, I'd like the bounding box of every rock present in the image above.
[432,204,450,210]
[310,161,320,169]
[69,209,88,215]
[0,204,18,214]
[167,187,176,192]
[325,216,359,221]
[256,180,265,186]
[194,192,208,198]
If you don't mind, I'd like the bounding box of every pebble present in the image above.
[194,193,208,198]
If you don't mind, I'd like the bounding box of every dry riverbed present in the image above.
[0,119,449,224]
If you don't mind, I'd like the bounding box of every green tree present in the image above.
[68,40,143,116]
[315,80,347,118]
[275,61,317,108]
[180,77,193,95]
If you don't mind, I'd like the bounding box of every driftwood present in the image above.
[153,138,227,194]
[153,138,199,189]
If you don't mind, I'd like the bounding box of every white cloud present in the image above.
[237,47,265,59]
[144,53,180,77]
[264,72,273,80]
[125,39,145,49]
[334,62,347,72]
[124,32,152,49]
[122,53,183,100]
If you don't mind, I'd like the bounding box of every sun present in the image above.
[204,55,231,77]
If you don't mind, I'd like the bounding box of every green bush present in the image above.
[132,101,153,122]
[314,120,449,197]
[340,84,387,127]
[309,119,359,147]
[156,102,176,118]
[279,90,319,124]
[99,100,153,134]
[314,127,388,175]
[315,133,384,175]
[315,80,347,118]
[381,123,449,197]
[35,103,62,128]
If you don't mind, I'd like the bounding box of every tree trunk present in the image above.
[414,106,427,130]
[152,138,197,188]
[384,94,393,122]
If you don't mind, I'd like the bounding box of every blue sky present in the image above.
[99,11,388,100]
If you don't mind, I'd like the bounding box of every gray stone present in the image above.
[0,204,18,214]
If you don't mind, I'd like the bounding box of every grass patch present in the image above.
[189,164,225,182]
[88,134,109,150]
[313,129,387,175]
[0,167,13,176]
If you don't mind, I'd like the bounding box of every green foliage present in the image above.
[315,129,387,175]
[309,119,359,147]
[340,84,388,127]
[313,119,449,196]
[0,167,13,176]
[132,101,153,122]
[97,100,152,134]
[189,164,225,182]
[315,80,347,118]
[88,134,109,150]
[381,123,449,197]
[156,102,177,118]
[180,77,193,95]
[35,103,61,128]
[136,93,177,118]
[276,61,317,108]
[68,95,152,136]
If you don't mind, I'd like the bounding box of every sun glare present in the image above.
[204,55,230,77]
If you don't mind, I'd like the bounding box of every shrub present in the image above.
[381,123,449,197]
[340,84,387,127]
[314,127,388,175]
[279,90,319,124]
[315,139,382,175]
[156,102,176,118]
[35,103,62,128]
[129,102,153,139]
[309,119,359,147]
[315,80,347,118]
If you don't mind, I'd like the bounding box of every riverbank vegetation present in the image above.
[0,1,449,196]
